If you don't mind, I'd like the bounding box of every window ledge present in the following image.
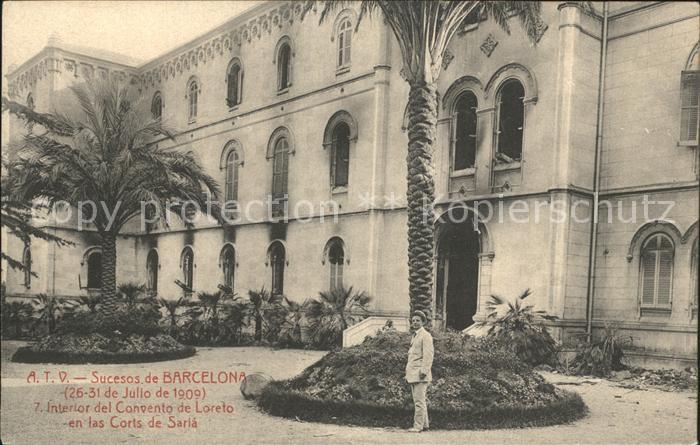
[228,104,240,112]
[493,160,521,172]
[187,118,197,125]
[640,306,672,317]
[451,167,476,178]
[677,141,698,147]
[331,186,348,195]
[277,87,290,96]
[336,66,351,76]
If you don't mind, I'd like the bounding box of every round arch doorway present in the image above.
[435,209,481,330]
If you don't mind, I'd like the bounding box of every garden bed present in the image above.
[11,333,196,364]
[257,330,588,429]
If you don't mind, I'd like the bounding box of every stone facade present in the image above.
[3,2,698,367]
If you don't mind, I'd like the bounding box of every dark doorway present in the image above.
[436,213,480,330]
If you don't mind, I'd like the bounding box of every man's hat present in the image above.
[412,310,427,323]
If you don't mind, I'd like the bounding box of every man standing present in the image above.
[405,310,434,432]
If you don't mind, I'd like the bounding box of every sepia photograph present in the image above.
[1,1,698,444]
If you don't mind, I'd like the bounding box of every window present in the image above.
[146,249,158,296]
[151,92,162,120]
[337,18,352,68]
[495,79,525,162]
[331,123,350,188]
[227,59,243,107]
[328,239,344,291]
[680,71,699,145]
[186,78,199,121]
[277,42,292,91]
[453,91,478,170]
[272,137,289,216]
[181,247,194,295]
[87,251,102,289]
[269,242,285,295]
[22,246,31,288]
[692,239,699,308]
[639,233,674,310]
[26,93,35,111]
[221,245,235,290]
[225,149,239,204]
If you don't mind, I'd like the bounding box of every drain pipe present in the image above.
[585,2,609,342]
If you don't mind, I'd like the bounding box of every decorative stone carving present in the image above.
[441,49,455,70]
[480,34,498,57]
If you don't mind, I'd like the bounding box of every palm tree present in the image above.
[305,1,543,320]
[2,78,221,318]
[305,286,371,348]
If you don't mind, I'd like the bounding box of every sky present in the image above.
[2,1,261,76]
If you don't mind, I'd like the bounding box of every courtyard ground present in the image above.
[1,340,696,445]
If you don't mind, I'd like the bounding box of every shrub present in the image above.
[30,294,78,334]
[568,323,632,377]
[478,289,559,367]
[177,289,249,346]
[1,299,34,339]
[247,288,287,343]
[258,329,587,429]
[277,297,304,348]
[304,286,370,349]
[157,297,189,336]
[58,306,162,337]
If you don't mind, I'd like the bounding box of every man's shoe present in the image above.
[407,428,422,433]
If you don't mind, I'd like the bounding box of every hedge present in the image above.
[258,381,588,430]
[11,345,196,364]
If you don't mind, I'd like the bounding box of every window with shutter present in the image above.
[639,233,674,313]
[181,247,194,296]
[146,249,158,296]
[270,242,285,295]
[151,92,162,120]
[187,79,199,121]
[337,19,352,68]
[87,251,102,290]
[328,240,344,291]
[221,245,235,290]
[227,60,243,107]
[453,91,478,170]
[680,71,699,145]
[225,150,239,203]
[277,44,291,91]
[331,123,350,188]
[495,80,525,162]
[22,246,32,288]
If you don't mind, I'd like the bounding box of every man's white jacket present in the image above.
[405,327,434,383]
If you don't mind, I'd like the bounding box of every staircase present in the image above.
[342,316,409,347]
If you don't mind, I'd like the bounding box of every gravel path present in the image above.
[1,341,696,444]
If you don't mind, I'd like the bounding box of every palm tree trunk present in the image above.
[100,232,119,317]
[405,81,437,322]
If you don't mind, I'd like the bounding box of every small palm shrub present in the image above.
[569,323,632,377]
[158,297,189,336]
[305,286,371,349]
[277,297,304,348]
[479,289,559,367]
[1,300,34,338]
[117,282,154,310]
[75,294,101,314]
[30,294,78,334]
[178,288,248,346]
[247,288,287,343]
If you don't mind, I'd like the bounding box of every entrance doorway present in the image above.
[435,211,480,330]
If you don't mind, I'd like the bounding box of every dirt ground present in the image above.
[1,341,696,445]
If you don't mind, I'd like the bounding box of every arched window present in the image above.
[221,245,235,290]
[181,247,194,295]
[272,137,289,201]
[151,92,162,120]
[328,240,344,291]
[225,149,239,203]
[146,249,158,296]
[337,18,352,68]
[640,233,674,310]
[186,78,199,121]
[277,43,292,91]
[680,44,699,145]
[26,93,35,111]
[226,59,243,107]
[495,79,525,162]
[87,251,102,289]
[269,242,285,295]
[691,239,699,308]
[331,123,350,188]
[453,91,478,170]
[22,246,32,288]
